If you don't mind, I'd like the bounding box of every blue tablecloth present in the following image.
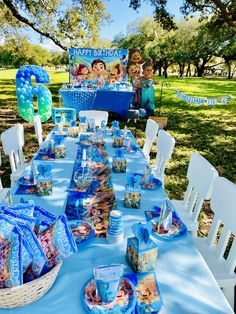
[59,89,135,117]
[8,132,234,314]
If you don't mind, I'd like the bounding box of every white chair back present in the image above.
[79,110,109,127]
[0,150,10,203]
[34,115,43,146]
[183,153,218,222]
[1,125,25,175]
[207,176,236,275]
[154,130,175,180]
[142,119,159,161]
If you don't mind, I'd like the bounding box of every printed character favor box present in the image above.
[126,222,158,273]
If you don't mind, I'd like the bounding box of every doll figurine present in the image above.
[140,59,157,118]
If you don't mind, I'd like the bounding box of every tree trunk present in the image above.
[179,63,185,77]
[163,60,168,79]
[186,64,191,77]
[225,60,231,79]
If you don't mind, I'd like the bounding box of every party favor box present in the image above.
[126,223,158,273]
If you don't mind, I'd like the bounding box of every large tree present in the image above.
[129,0,236,29]
[0,0,109,50]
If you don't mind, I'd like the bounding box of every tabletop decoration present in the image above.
[113,129,123,148]
[94,264,124,303]
[111,120,120,136]
[124,174,142,208]
[126,222,158,273]
[87,118,95,132]
[83,275,136,313]
[101,120,106,135]
[112,148,126,173]
[106,210,124,243]
[141,166,162,190]
[69,220,95,247]
[134,271,164,313]
[145,201,188,241]
[54,135,66,158]
[36,164,53,196]
[65,133,116,238]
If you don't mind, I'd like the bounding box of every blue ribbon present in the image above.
[111,120,119,128]
[127,174,142,189]
[37,164,52,177]
[114,147,125,158]
[133,222,152,247]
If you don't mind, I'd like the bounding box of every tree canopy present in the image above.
[129,0,236,30]
[0,0,109,50]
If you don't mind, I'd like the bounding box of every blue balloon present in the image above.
[16,65,52,122]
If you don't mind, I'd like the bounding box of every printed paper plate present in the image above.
[141,178,162,190]
[83,277,136,313]
[145,209,188,241]
[17,175,36,187]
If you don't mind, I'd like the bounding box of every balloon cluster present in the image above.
[16,65,52,122]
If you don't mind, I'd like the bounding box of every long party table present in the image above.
[7,131,234,314]
[59,89,135,117]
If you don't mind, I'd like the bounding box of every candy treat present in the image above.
[0,216,23,287]
[38,215,78,273]
[7,200,35,217]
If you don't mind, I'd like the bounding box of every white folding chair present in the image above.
[0,151,10,203]
[172,153,218,237]
[142,119,159,162]
[152,130,175,183]
[194,176,236,309]
[1,125,28,187]
[34,115,43,147]
[79,110,109,127]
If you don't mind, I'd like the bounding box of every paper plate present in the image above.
[69,220,95,247]
[17,175,36,187]
[83,277,136,313]
[145,210,188,241]
[141,178,162,190]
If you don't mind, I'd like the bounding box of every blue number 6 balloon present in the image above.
[16,65,52,122]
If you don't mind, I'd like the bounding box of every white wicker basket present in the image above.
[0,262,62,308]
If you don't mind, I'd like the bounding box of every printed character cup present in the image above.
[94,264,124,303]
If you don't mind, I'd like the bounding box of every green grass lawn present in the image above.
[0,69,235,235]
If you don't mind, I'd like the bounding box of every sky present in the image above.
[33,0,184,51]
[99,0,183,40]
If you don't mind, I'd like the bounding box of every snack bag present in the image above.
[3,208,36,230]
[7,200,35,217]
[38,215,78,273]
[33,205,56,234]
[0,215,23,287]
[16,221,46,282]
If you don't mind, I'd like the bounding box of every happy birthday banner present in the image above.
[174,89,232,106]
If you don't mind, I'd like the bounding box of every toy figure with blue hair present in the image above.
[140,59,158,118]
